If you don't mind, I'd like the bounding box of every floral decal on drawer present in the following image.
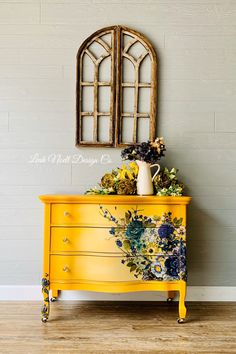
[100,206,186,281]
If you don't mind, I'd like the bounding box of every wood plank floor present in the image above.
[0,301,236,353]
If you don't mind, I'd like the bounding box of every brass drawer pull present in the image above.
[62,237,70,244]
[64,211,70,217]
[62,266,70,273]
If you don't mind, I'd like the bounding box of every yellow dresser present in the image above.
[40,195,191,323]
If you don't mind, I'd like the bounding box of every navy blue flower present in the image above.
[179,255,186,270]
[165,256,179,278]
[179,239,186,256]
[116,239,122,247]
[158,224,174,239]
[131,244,137,253]
[42,278,49,287]
[142,270,158,281]
[159,237,178,252]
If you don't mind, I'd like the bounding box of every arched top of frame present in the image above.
[76,26,158,147]
[120,26,157,64]
[77,26,115,59]
[76,25,157,62]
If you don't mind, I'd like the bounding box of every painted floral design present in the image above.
[41,273,50,320]
[100,207,187,281]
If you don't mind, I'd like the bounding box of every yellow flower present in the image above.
[118,164,136,180]
[141,242,160,255]
[118,165,128,179]
[127,170,134,180]
[129,162,139,177]
[154,264,162,273]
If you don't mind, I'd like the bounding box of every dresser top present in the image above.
[39,195,191,205]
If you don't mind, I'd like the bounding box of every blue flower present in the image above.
[179,255,186,272]
[41,278,49,287]
[159,238,178,252]
[109,227,115,235]
[125,220,145,251]
[165,256,179,278]
[116,239,122,247]
[126,220,144,241]
[131,244,137,253]
[151,260,163,278]
[158,224,174,239]
[179,239,186,256]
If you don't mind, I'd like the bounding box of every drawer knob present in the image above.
[62,237,70,244]
[62,266,70,273]
[64,211,70,217]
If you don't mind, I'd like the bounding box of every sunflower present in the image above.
[140,241,160,255]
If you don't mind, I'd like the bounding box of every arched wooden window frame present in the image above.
[76,25,157,147]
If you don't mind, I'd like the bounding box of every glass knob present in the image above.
[63,237,70,244]
[62,266,70,272]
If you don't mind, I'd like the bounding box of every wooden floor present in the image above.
[0,301,236,353]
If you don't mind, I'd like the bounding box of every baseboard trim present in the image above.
[0,286,235,301]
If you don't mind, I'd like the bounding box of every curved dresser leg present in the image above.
[41,273,50,322]
[178,281,187,323]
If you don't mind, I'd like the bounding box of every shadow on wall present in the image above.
[185,197,234,287]
[186,199,214,287]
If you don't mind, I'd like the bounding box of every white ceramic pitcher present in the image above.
[136,160,160,196]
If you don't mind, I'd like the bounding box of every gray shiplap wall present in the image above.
[0,0,236,286]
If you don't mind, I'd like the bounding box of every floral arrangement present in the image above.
[121,137,166,164]
[85,164,184,196]
[100,206,186,281]
[153,167,184,196]
[85,162,138,195]
[85,138,184,196]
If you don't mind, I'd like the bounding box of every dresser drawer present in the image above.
[50,253,184,282]
[50,225,185,256]
[51,203,185,226]
[50,255,139,282]
[51,227,121,254]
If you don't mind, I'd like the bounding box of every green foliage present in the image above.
[123,240,131,251]
[173,217,183,227]
[153,167,184,196]
[85,186,115,195]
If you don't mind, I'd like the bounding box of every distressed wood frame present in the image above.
[76,25,157,147]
